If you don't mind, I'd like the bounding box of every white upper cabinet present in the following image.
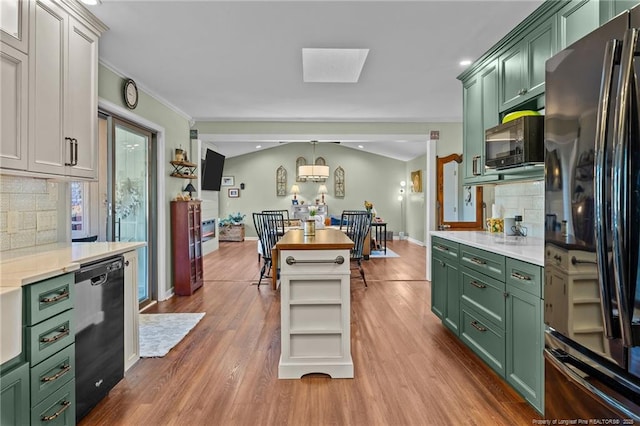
[0,0,105,179]
[1,0,29,53]
[28,0,101,179]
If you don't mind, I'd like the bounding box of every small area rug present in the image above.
[139,312,205,358]
[369,248,400,258]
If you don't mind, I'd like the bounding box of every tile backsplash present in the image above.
[493,181,544,238]
[0,175,59,251]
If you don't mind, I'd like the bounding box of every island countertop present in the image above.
[430,230,544,266]
[276,228,354,250]
[0,242,146,287]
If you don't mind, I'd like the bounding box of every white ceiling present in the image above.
[88,0,544,159]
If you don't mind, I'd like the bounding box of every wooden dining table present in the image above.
[271,228,354,290]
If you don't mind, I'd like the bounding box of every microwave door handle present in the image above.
[594,38,621,339]
[611,28,638,347]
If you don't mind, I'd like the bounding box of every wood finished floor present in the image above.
[80,239,541,425]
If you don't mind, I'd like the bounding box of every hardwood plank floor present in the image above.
[80,239,541,425]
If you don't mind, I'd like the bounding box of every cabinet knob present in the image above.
[125,260,130,267]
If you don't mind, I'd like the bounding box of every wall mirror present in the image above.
[436,154,484,230]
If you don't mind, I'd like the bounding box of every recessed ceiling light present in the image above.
[459,59,472,66]
[358,145,364,149]
[80,0,100,5]
[302,48,369,83]
[256,145,262,149]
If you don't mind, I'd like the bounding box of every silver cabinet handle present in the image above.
[285,256,345,265]
[72,138,78,166]
[470,257,486,265]
[470,280,486,289]
[434,244,449,252]
[571,256,597,265]
[510,272,531,281]
[470,321,486,332]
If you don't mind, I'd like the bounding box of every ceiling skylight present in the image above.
[302,48,369,83]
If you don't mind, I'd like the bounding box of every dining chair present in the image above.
[340,211,372,287]
[253,212,284,288]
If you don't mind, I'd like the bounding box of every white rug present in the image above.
[139,313,205,357]
[369,248,400,258]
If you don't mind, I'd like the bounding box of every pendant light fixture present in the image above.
[298,141,329,181]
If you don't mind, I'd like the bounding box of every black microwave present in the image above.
[485,115,544,170]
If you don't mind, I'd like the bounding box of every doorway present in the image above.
[101,114,157,309]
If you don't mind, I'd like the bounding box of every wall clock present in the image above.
[123,78,138,109]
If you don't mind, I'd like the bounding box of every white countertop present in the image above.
[0,242,146,287]
[430,231,544,266]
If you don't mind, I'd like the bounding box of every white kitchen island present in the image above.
[275,228,354,379]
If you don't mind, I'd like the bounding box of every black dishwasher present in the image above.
[74,255,125,421]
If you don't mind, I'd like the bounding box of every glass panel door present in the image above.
[112,119,151,305]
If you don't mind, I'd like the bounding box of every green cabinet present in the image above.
[462,60,500,184]
[1,362,30,426]
[499,16,556,112]
[431,236,545,414]
[506,285,544,413]
[557,0,601,49]
[431,237,460,334]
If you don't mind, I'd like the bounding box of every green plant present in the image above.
[220,212,245,226]
[308,206,317,217]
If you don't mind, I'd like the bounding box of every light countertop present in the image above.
[0,242,146,287]
[430,231,544,266]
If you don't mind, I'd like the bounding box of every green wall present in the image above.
[99,64,192,298]
[221,143,406,237]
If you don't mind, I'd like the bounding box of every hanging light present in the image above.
[298,141,329,180]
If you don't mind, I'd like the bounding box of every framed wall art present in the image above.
[221,176,234,186]
[228,188,240,198]
[276,166,287,196]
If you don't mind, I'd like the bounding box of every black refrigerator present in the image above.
[544,6,640,420]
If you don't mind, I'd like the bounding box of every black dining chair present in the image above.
[253,212,284,288]
[340,211,372,287]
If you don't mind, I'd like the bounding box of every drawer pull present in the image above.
[470,257,486,265]
[470,320,487,332]
[510,272,531,281]
[571,256,597,265]
[470,280,486,289]
[40,289,70,304]
[285,255,345,265]
[554,254,562,262]
[41,327,70,344]
[435,244,449,252]
[41,400,71,422]
[42,364,71,383]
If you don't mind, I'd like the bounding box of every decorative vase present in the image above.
[304,219,316,236]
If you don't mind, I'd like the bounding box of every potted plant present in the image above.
[219,212,246,241]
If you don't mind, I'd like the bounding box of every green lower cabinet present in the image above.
[506,285,544,413]
[443,259,460,336]
[1,362,30,426]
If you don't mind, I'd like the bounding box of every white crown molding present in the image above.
[99,59,194,124]
[196,133,430,143]
[194,116,461,123]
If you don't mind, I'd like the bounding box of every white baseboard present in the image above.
[407,236,425,246]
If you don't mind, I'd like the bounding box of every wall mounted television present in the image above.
[201,148,225,191]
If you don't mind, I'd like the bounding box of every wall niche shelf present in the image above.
[170,160,197,179]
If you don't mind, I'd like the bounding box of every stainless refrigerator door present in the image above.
[545,12,628,368]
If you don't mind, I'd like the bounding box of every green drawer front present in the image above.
[432,237,459,261]
[460,266,506,329]
[31,379,75,426]
[460,302,505,377]
[26,310,75,366]
[506,258,542,297]
[25,274,75,326]
[460,245,506,282]
[30,344,75,407]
